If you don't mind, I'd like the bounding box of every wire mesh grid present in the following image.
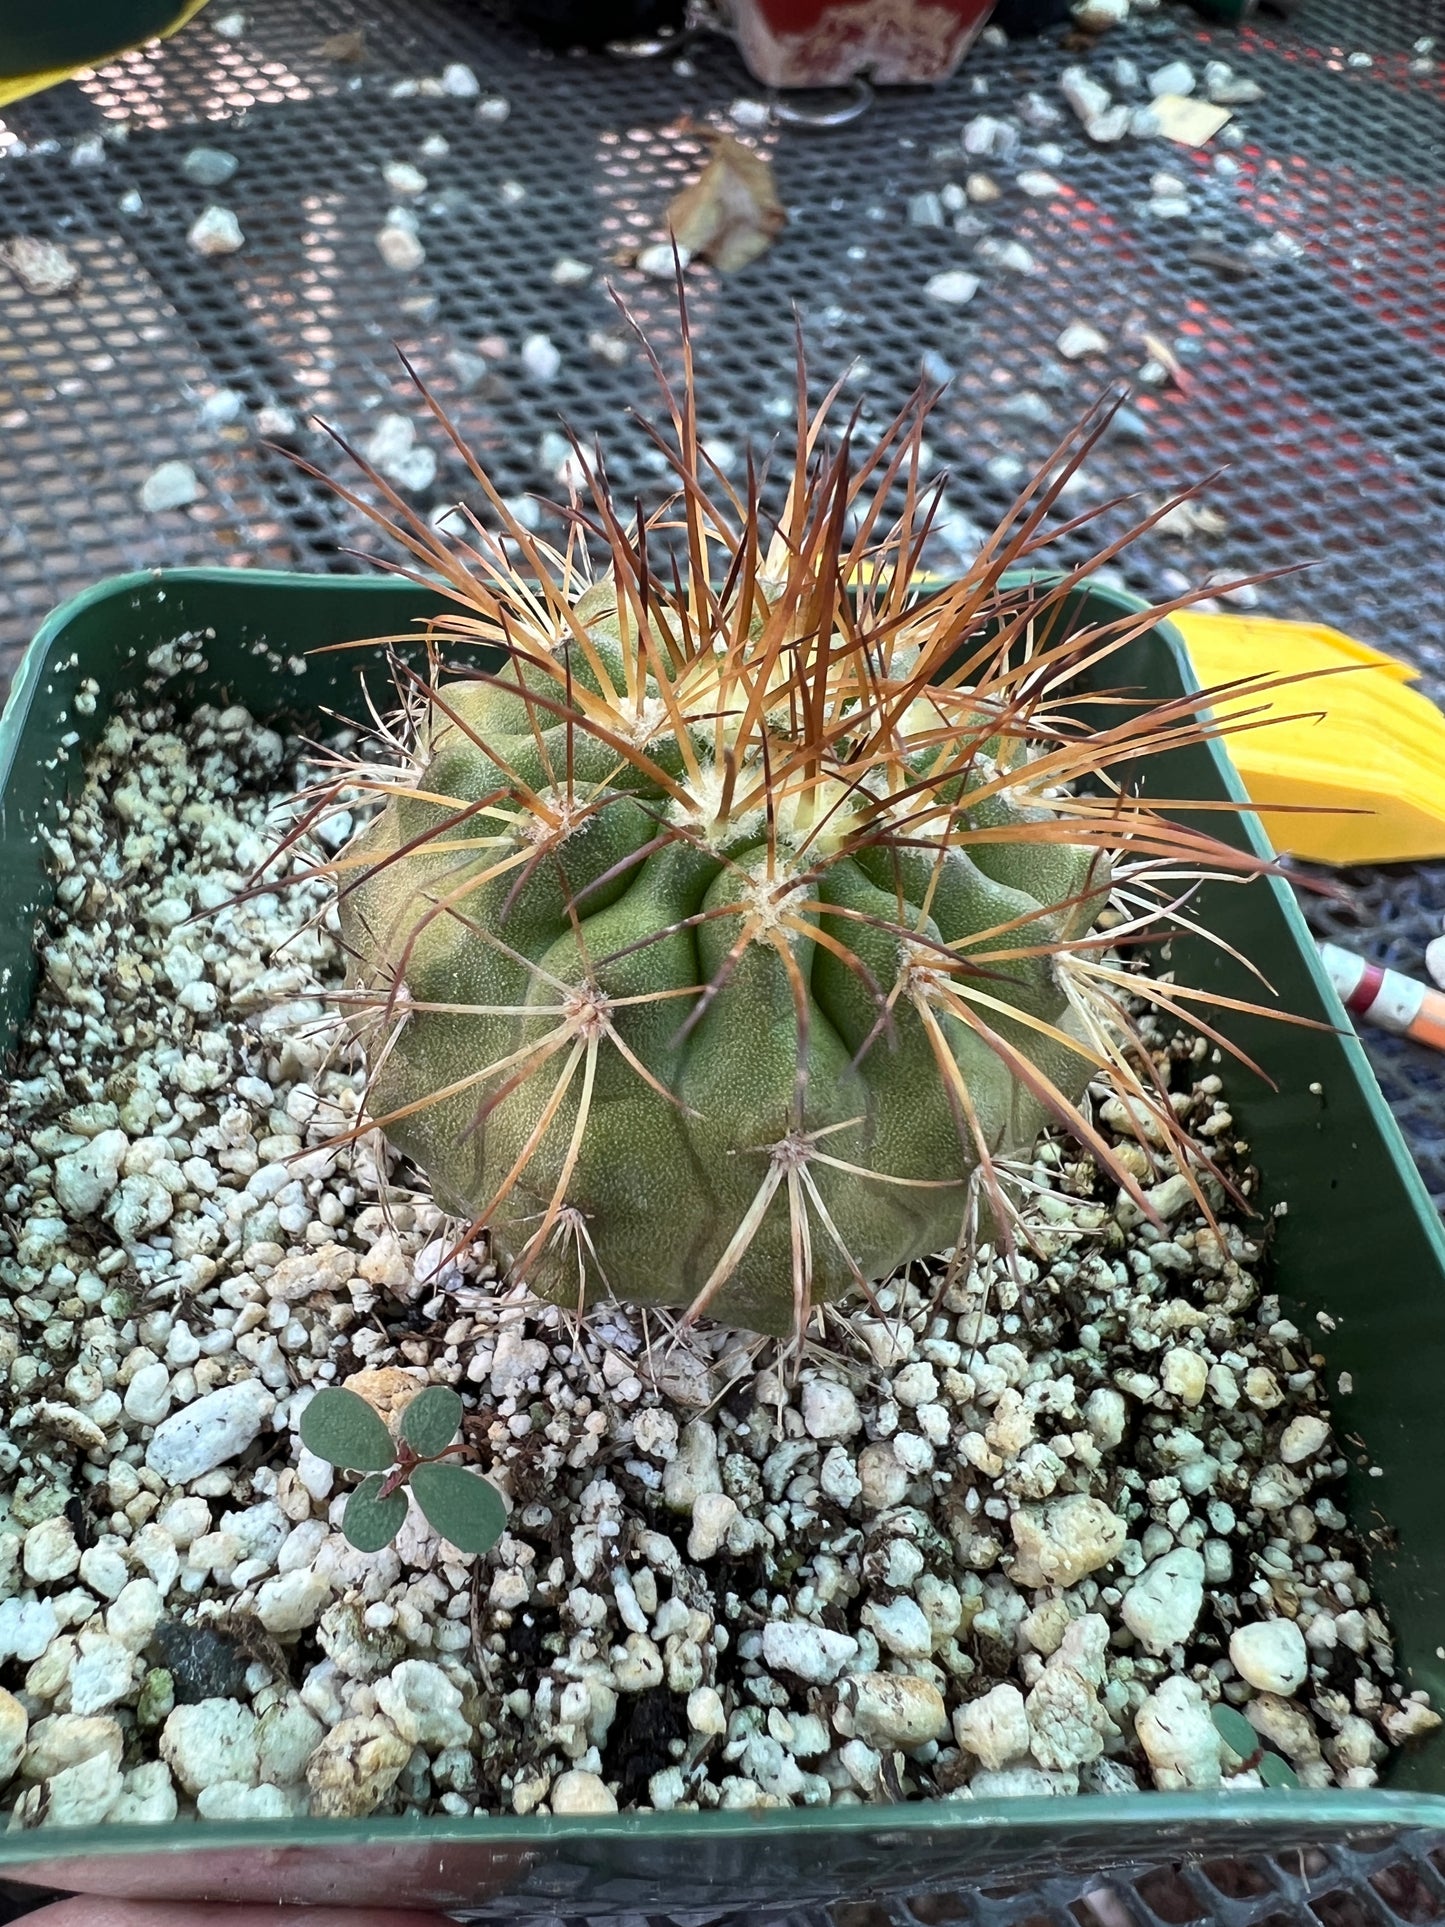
[429,1827,1445,1923]
[850,1831,1445,1927]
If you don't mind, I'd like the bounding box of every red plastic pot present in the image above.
[725,0,996,87]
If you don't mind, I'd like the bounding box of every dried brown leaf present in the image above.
[317,30,367,61]
[667,133,786,273]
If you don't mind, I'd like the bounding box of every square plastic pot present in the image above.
[2,568,1444,1914]
[723,0,996,88]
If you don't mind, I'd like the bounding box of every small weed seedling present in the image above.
[1210,1701,1300,1788]
[299,1384,505,1555]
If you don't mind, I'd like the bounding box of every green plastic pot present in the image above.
[2,568,1444,1913]
[0,2,209,109]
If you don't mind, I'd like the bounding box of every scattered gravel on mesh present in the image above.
[0,698,1435,1831]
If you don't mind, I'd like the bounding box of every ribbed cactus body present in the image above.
[341,589,1110,1334]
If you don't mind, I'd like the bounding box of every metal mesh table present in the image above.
[1,2,1444,1917]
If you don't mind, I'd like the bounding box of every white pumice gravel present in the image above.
[1056,322,1109,360]
[139,462,203,513]
[187,206,244,258]
[924,270,980,307]
[0,696,1435,1832]
[362,414,437,493]
[181,148,238,188]
[376,222,425,272]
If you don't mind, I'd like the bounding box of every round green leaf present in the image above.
[342,1474,409,1552]
[400,1385,464,1458]
[1258,1751,1300,1789]
[299,1388,395,1472]
[410,1460,506,1554]
[1210,1702,1260,1764]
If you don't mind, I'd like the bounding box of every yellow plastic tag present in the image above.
[1173,611,1445,865]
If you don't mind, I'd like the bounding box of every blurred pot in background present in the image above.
[481,0,686,49]
[721,0,996,87]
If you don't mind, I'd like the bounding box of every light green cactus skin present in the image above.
[340,588,1110,1335]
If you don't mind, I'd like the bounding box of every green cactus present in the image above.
[316,319,1270,1340]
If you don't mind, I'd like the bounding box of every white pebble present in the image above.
[145,1380,275,1483]
[892,1362,939,1408]
[383,161,427,197]
[1060,66,1111,125]
[374,1660,471,1750]
[862,1596,932,1659]
[761,1620,858,1684]
[1205,63,1263,105]
[1279,1415,1330,1464]
[551,1768,617,1814]
[182,146,238,186]
[954,1682,1030,1770]
[727,95,770,128]
[962,114,1009,156]
[0,1689,28,1785]
[1161,1347,1208,1407]
[688,1492,739,1561]
[68,1634,136,1717]
[1086,105,1132,142]
[1009,1495,1126,1589]
[3,236,80,295]
[491,1327,550,1400]
[255,1569,332,1635]
[306,1716,411,1818]
[1085,1387,1126,1449]
[24,1516,80,1586]
[1149,60,1195,96]
[441,63,479,96]
[376,223,425,271]
[156,1497,210,1548]
[197,1781,292,1820]
[107,1579,162,1653]
[520,333,561,381]
[255,1698,324,1784]
[53,1129,128,1218]
[161,1700,260,1795]
[79,1543,129,1600]
[23,1714,123,1781]
[1122,1548,1205,1655]
[30,1752,123,1827]
[857,1441,910,1510]
[663,1419,721,1511]
[111,1760,178,1826]
[140,462,202,513]
[847,1674,948,1748]
[1230,1618,1308,1695]
[1056,322,1108,360]
[687,1686,726,1736]
[636,240,687,278]
[1135,1675,1221,1789]
[124,1362,173,1426]
[0,1598,58,1665]
[925,270,980,306]
[363,413,436,491]
[800,1378,861,1440]
[188,206,244,256]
